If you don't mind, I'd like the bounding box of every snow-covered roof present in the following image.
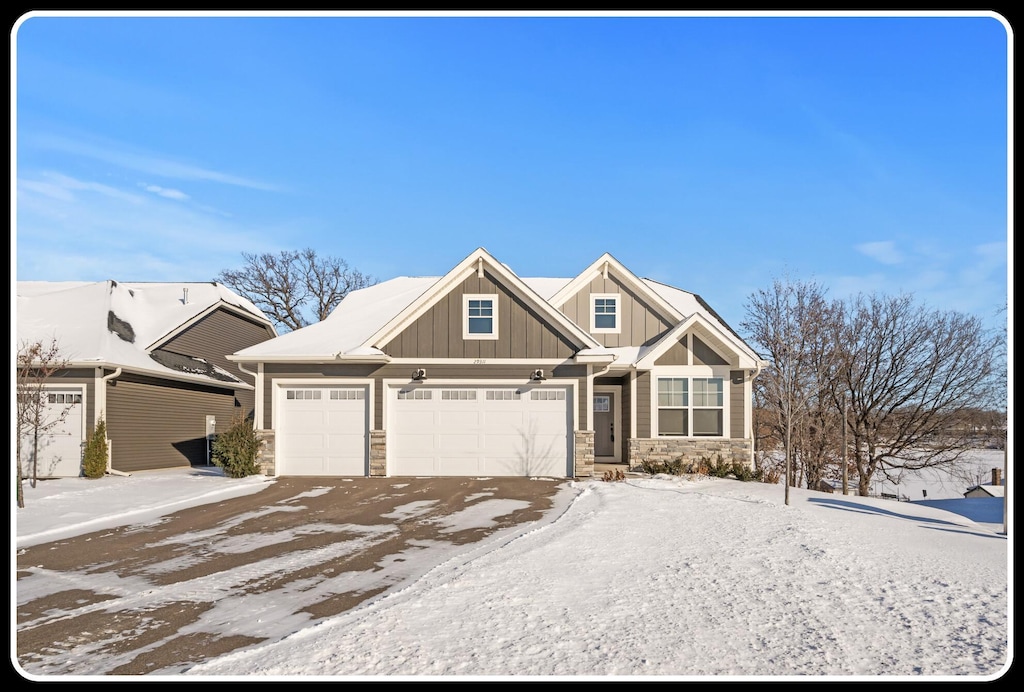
[17,281,274,388]
[964,485,1005,498]
[232,267,749,366]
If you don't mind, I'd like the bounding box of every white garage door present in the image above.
[389,385,571,477]
[19,388,85,478]
[277,385,368,476]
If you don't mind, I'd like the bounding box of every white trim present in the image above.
[630,369,637,447]
[364,248,600,351]
[386,357,574,365]
[255,361,264,430]
[463,293,499,340]
[649,366,731,439]
[227,354,391,364]
[549,252,683,325]
[593,384,622,462]
[635,313,760,370]
[590,293,622,334]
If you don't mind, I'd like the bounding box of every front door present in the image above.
[594,393,614,458]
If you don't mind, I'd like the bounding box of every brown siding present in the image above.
[158,308,274,418]
[692,335,729,366]
[106,373,238,472]
[730,370,745,439]
[262,362,588,431]
[654,335,689,365]
[383,271,577,359]
[636,371,651,437]
[558,274,674,348]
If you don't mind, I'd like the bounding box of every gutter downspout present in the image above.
[100,367,130,477]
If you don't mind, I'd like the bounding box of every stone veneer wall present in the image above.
[369,430,386,476]
[574,430,595,478]
[255,430,275,476]
[628,438,753,470]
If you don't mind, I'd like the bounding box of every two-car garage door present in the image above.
[275,382,572,477]
[389,385,571,477]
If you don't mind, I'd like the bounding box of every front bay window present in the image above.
[657,376,724,437]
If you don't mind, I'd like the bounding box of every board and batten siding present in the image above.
[558,274,674,348]
[654,335,689,366]
[382,271,576,360]
[692,332,734,367]
[262,362,588,431]
[159,308,274,418]
[106,373,238,472]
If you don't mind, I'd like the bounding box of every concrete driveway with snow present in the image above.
[15,475,571,676]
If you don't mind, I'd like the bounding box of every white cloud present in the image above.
[142,184,190,200]
[855,240,903,265]
[25,132,281,192]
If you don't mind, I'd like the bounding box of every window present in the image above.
[531,390,565,400]
[464,294,498,339]
[397,389,432,400]
[591,294,620,333]
[657,377,724,436]
[657,378,688,436]
[692,378,724,436]
[441,389,477,400]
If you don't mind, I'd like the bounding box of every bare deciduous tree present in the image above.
[742,277,840,505]
[835,293,1003,496]
[16,338,72,507]
[216,248,376,332]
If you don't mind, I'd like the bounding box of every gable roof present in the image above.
[231,250,761,369]
[366,248,601,352]
[17,281,275,388]
[549,252,682,325]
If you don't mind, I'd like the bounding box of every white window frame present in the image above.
[652,369,728,438]
[463,294,499,340]
[591,293,621,334]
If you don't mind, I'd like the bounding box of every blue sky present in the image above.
[12,11,1010,332]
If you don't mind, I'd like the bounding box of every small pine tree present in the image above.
[211,414,263,478]
[82,418,109,479]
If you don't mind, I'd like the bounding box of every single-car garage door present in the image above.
[389,384,571,477]
[277,385,369,476]
[19,387,85,478]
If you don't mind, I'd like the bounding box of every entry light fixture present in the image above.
[412,368,427,381]
[531,369,546,382]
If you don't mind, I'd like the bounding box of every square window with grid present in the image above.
[486,390,520,400]
[530,390,565,400]
[397,389,433,400]
[441,389,477,400]
[330,389,365,400]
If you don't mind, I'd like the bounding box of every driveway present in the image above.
[15,476,572,677]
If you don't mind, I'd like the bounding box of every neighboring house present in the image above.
[230,248,767,479]
[16,281,276,477]
[964,468,1006,498]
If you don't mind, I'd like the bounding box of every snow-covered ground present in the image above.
[13,454,1010,681]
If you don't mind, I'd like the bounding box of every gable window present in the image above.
[591,294,620,333]
[464,294,499,340]
[656,376,724,436]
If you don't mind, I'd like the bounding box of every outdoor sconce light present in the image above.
[531,369,546,382]
[412,368,427,381]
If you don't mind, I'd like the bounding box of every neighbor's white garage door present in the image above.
[389,385,571,477]
[19,388,85,478]
[277,385,368,476]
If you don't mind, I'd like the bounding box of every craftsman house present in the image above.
[230,248,767,478]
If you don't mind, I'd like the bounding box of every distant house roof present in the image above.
[17,280,275,388]
[963,485,1005,498]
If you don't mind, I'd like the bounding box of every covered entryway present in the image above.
[388,384,572,477]
[276,384,369,476]
[18,387,85,478]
